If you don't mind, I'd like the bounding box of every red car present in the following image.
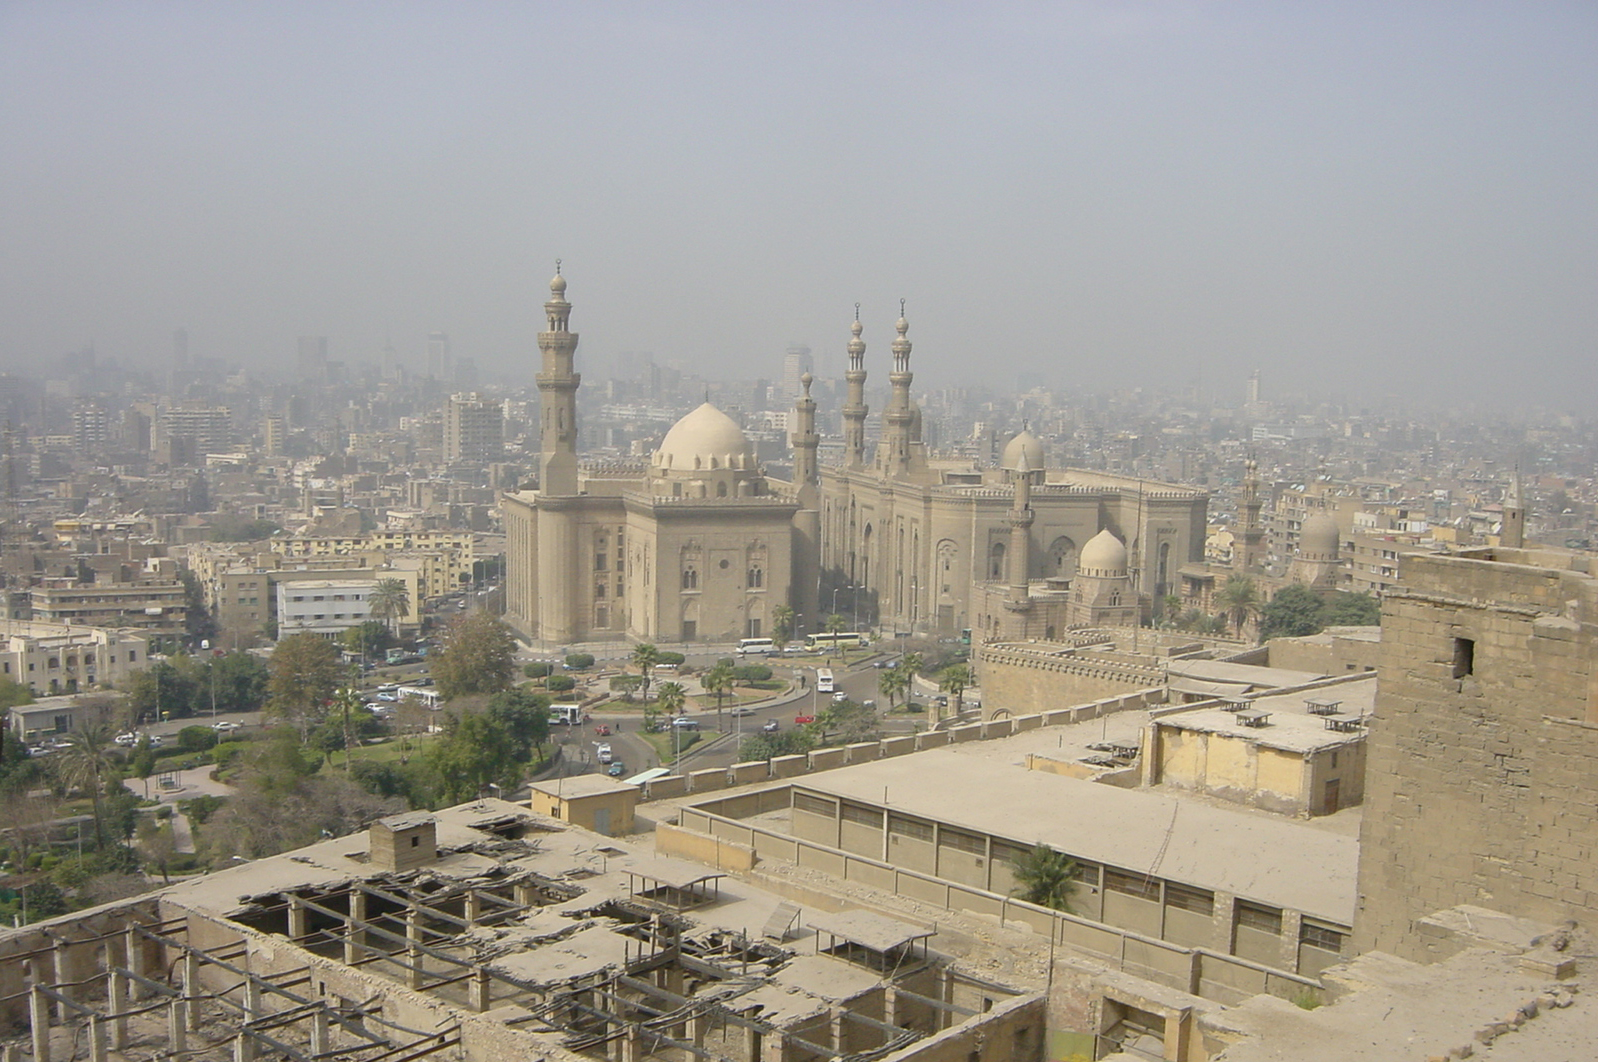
[794,714,815,725]
[593,724,611,736]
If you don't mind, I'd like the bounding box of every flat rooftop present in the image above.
[1155,675,1378,754]
[794,749,1357,924]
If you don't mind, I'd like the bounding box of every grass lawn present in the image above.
[335,735,439,768]
[639,729,701,764]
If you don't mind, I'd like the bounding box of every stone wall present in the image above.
[1354,550,1598,960]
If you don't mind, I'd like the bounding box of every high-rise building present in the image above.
[443,393,504,464]
[296,336,328,380]
[426,331,452,380]
[71,403,108,451]
[781,344,813,406]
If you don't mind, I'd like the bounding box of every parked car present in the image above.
[762,719,780,733]
[729,706,756,718]
[593,724,611,736]
[212,720,240,732]
[114,732,140,747]
[607,762,626,777]
[670,717,700,730]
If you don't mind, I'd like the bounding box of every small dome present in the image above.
[654,402,753,473]
[1079,529,1128,576]
[549,271,567,296]
[1002,429,1045,472]
[1299,512,1340,560]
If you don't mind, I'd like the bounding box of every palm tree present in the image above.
[824,613,847,657]
[877,664,909,710]
[368,578,411,637]
[1216,575,1261,640]
[55,722,117,848]
[1010,844,1079,912]
[771,605,795,652]
[632,643,662,702]
[656,681,686,718]
[702,660,735,730]
[937,663,974,719]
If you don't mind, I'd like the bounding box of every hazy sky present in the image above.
[3,2,1595,404]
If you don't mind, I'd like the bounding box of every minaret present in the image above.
[842,305,869,469]
[1006,449,1036,607]
[536,262,580,496]
[1237,454,1264,572]
[881,300,914,478]
[1501,469,1526,549]
[791,372,820,507]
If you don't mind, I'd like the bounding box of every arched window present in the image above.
[1048,536,1077,579]
[748,566,764,588]
[717,481,728,498]
[989,542,1006,581]
[682,568,699,590]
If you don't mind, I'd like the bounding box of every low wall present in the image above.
[667,805,1323,1008]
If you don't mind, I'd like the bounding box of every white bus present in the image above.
[805,632,870,651]
[815,668,835,693]
[736,637,775,655]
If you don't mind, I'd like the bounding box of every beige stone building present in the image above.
[528,774,639,836]
[502,271,818,645]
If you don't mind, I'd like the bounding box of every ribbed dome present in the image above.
[1002,429,1045,472]
[1299,512,1340,560]
[1078,528,1128,576]
[654,402,754,473]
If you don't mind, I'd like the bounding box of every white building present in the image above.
[0,620,149,696]
[275,578,376,640]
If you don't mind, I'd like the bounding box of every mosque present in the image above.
[501,271,1211,647]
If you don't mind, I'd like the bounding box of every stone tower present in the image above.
[841,306,869,469]
[537,263,580,496]
[879,302,915,477]
[1501,471,1526,549]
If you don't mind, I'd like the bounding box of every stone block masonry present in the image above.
[1355,550,1598,961]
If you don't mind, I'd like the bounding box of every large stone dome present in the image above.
[1001,428,1045,472]
[1078,528,1129,577]
[1298,512,1340,561]
[653,402,755,474]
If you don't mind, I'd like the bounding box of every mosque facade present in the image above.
[502,273,1209,648]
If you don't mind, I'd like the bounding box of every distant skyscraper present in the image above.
[297,336,328,381]
[72,403,108,451]
[427,332,452,380]
[782,345,813,406]
[1246,369,1262,407]
[444,393,504,464]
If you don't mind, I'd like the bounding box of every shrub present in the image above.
[177,726,219,752]
[547,675,577,693]
[523,662,554,679]
[564,653,595,670]
[657,651,686,666]
[731,664,773,683]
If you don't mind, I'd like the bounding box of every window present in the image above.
[594,582,606,599]
[595,553,608,572]
[840,803,883,827]
[748,566,764,588]
[1452,637,1474,678]
[682,569,699,590]
[1163,882,1214,915]
[941,829,986,855]
[888,814,934,843]
[794,793,837,817]
[1300,921,1346,953]
[1104,869,1160,901]
[1235,901,1282,935]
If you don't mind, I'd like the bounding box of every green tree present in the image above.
[267,634,344,739]
[339,620,397,660]
[631,643,662,702]
[656,681,686,718]
[368,577,411,636]
[1216,575,1261,640]
[1160,594,1184,627]
[824,613,847,656]
[429,711,519,803]
[878,664,909,709]
[208,650,271,715]
[702,660,735,729]
[546,674,577,693]
[1323,591,1382,628]
[738,727,815,762]
[178,569,219,647]
[901,652,924,678]
[433,612,518,700]
[54,721,117,848]
[771,605,795,652]
[1010,845,1080,912]
[937,663,974,718]
[486,687,551,760]
[0,674,34,712]
[1259,584,1327,641]
[525,661,554,680]
[609,674,643,701]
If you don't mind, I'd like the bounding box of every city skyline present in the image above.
[3,4,1596,404]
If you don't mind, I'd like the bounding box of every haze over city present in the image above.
[4,2,1596,404]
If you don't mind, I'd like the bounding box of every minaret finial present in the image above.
[855,302,861,321]
[555,258,562,274]
[900,298,906,317]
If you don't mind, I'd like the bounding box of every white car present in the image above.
[114,732,140,747]
[212,720,241,732]
[596,743,614,764]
